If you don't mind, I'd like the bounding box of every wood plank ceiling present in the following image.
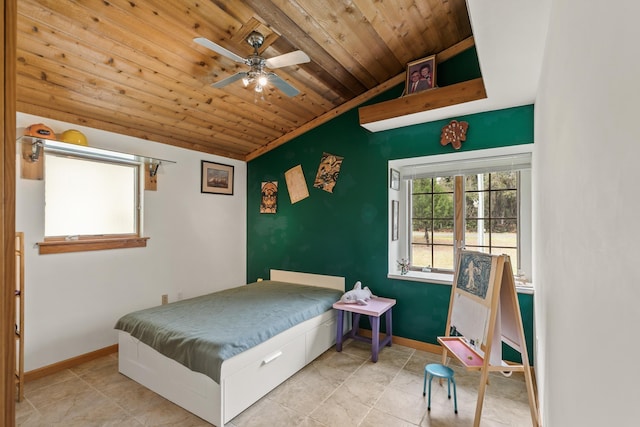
[16,0,472,161]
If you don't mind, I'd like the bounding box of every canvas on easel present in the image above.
[449,251,498,350]
[438,249,539,427]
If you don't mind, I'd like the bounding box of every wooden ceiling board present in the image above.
[16,0,473,160]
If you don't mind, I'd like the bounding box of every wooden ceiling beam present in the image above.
[242,0,366,98]
[246,72,406,161]
[247,36,478,161]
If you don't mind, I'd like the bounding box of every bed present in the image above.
[116,270,345,426]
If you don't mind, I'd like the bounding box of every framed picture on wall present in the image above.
[390,168,400,190]
[405,55,436,95]
[201,160,234,195]
[392,200,399,241]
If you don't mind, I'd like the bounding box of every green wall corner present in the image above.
[247,90,534,362]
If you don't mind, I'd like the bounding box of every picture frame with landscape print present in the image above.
[201,160,234,195]
[405,55,436,96]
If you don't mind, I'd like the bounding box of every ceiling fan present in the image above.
[194,31,310,97]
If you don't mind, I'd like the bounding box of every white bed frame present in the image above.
[118,270,345,426]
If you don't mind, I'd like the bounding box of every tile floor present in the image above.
[16,340,536,426]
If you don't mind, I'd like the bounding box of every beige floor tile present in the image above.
[309,350,365,384]
[231,397,305,427]
[295,416,329,427]
[268,366,337,414]
[17,344,535,427]
[309,384,372,427]
[134,398,211,426]
[376,383,430,425]
[25,376,94,410]
[390,368,427,396]
[360,408,418,427]
[34,388,130,426]
[23,369,77,394]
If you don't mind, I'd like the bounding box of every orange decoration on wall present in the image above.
[440,120,469,150]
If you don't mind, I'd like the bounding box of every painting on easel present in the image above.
[456,251,494,300]
[450,250,500,349]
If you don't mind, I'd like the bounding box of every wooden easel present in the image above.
[438,250,539,427]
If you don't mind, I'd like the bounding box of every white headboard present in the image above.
[269,270,345,291]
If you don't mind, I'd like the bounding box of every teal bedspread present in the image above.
[114,281,342,383]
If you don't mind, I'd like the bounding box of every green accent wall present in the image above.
[247,57,535,362]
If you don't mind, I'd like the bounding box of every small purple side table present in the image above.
[333,297,396,362]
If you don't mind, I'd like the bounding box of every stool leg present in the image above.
[452,378,458,414]
[386,308,393,347]
[350,313,360,339]
[423,368,427,396]
[335,309,344,352]
[447,377,451,399]
[427,373,433,411]
[370,315,380,362]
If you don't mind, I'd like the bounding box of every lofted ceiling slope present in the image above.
[16,0,472,160]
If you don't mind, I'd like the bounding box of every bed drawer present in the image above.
[224,333,306,420]
[306,315,337,362]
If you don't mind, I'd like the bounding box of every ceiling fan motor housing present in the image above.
[246,31,265,49]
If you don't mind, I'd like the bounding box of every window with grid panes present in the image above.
[390,146,532,283]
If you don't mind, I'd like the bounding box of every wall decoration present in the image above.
[260,181,278,213]
[201,161,234,195]
[405,55,436,95]
[313,152,344,193]
[284,165,309,204]
[391,200,399,241]
[440,120,469,150]
[390,168,400,190]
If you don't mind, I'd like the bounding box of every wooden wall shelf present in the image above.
[358,78,487,128]
[18,136,174,190]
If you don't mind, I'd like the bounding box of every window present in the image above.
[45,154,139,237]
[39,148,147,254]
[389,145,532,285]
[409,172,521,273]
[410,176,456,271]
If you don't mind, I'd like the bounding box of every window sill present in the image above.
[387,271,535,294]
[38,236,149,255]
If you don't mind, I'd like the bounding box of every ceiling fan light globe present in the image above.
[242,78,250,87]
[258,75,268,86]
[255,84,263,93]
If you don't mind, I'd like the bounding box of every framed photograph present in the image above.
[201,160,234,195]
[391,200,399,241]
[405,55,436,95]
[390,168,400,190]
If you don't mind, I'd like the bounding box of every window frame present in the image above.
[388,145,533,290]
[39,149,148,255]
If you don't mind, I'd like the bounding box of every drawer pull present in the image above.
[262,351,283,365]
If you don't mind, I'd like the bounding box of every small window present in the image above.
[45,154,139,237]
[39,152,146,254]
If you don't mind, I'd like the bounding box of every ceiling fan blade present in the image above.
[211,72,248,88]
[265,50,310,69]
[266,73,301,97]
[194,37,247,64]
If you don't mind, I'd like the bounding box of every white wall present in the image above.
[534,1,640,425]
[16,113,247,371]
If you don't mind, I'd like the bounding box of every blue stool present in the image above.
[423,363,458,414]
